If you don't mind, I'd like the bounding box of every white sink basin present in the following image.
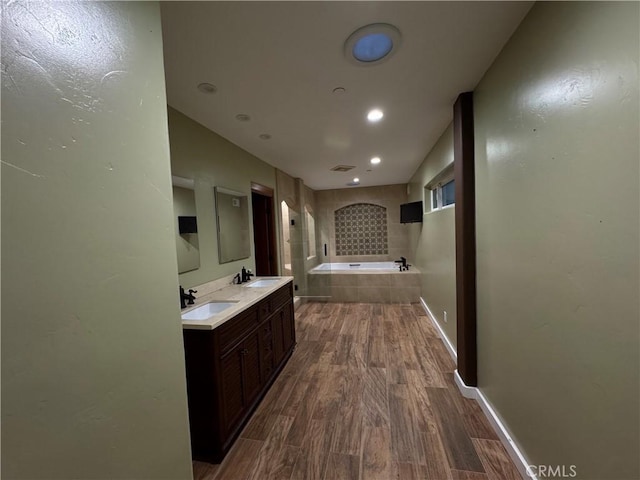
[245,278,281,288]
[181,301,237,321]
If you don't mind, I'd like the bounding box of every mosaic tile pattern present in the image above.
[334,203,388,256]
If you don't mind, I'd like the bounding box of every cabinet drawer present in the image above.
[271,284,292,310]
[258,284,292,320]
[218,308,259,353]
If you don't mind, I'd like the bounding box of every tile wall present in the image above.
[316,184,411,263]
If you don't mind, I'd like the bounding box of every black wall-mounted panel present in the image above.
[179,216,198,234]
[400,201,423,223]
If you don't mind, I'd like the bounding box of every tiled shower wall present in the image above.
[316,184,411,263]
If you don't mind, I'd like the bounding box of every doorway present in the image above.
[251,182,278,276]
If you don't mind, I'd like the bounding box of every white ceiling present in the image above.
[161,1,532,191]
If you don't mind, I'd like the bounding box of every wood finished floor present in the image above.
[193,303,522,480]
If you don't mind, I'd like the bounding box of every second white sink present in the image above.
[181,301,237,321]
[245,278,281,288]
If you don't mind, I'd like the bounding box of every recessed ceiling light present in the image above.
[259,133,272,140]
[344,23,402,66]
[353,177,360,183]
[367,109,384,122]
[235,114,251,122]
[370,156,381,165]
[197,82,217,94]
[332,87,346,94]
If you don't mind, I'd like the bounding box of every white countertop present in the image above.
[181,276,294,331]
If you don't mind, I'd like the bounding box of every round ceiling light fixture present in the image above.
[259,133,272,140]
[332,87,346,94]
[235,113,251,122]
[344,23,401,66]
[367,109,384,122]
[197,82,217,94]
[370,156,381,165]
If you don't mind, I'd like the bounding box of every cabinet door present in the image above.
[271,309,285,366]
[272,302,295,366]
[259,320,274,383]
[220,349,244,435]
[241,330,262,404]
[281,302,295,354]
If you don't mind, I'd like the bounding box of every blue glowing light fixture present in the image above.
[345,24,401,66]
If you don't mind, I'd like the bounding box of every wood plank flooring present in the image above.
[193,303,521,480]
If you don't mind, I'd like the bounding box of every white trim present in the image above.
[420,296,533,480]
[419,297,457,362]
[453,369,477,399]
[454,372,535,480]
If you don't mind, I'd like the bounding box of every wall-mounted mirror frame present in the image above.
[172,175,200,274]
[214,186,251,264]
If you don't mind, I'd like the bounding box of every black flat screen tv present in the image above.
[400,201,423,224]
[178,216,198,234]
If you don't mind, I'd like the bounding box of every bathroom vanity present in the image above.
[181,277,295,463]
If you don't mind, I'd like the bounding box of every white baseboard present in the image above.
[419,297,533,480]
[454,371,534,480]
[293,296,303,311]
[419,297,457,362]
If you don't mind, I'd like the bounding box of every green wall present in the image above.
[168,107,278,288]
[1,2,193,478]
[408,125,457,347]
[409,2,639,478]
[473,2,638,478]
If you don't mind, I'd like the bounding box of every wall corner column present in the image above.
[454,91,477,386]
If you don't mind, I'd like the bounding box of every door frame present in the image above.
[251,182,278,276]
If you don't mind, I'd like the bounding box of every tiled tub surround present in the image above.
[334,203,388,256]
[180,276,294,330]
[308,262,420,303]
[316,184,410,264]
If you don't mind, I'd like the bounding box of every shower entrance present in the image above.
[280,198,332,301]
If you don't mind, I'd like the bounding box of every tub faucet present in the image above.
[179,286,197,309]
[394,257,411,271]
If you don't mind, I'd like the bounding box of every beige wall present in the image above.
[473,2,639,478]
[316,184,409,264]
[275,170,319,295]
[408,125,457,346]
[276,169,299,279]
[168,107,278,288]
[1,2,193,478]
[302,184,319,271]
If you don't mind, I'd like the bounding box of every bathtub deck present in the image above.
[308,268,421,303]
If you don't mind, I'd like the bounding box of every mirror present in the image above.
[172,176,200,273]
[215,187,250,263]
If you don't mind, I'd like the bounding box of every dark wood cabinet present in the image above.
[183,282,295,463]
[271,301,295,367]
